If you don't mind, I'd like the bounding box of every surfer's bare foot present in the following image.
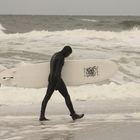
[39,116,49,121]
[71,113,84,120]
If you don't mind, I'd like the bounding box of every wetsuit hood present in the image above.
[61,46,72,57]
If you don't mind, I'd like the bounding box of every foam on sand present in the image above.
[0,82,139,105]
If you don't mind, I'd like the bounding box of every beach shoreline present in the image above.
[1,99,140,140]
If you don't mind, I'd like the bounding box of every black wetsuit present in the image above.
[40,52,75,118]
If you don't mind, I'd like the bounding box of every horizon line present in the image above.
[0,14,140,16]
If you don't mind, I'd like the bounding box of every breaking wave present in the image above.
[120,20,140,29]
[0,24,139,84]
[0,82,139,105]
[0,24,6,33]
[0,27,140,48]
[80,19,98,22]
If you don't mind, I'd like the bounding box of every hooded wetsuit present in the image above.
[40,50,75,119]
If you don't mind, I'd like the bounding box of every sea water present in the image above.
[0,15,140,140]
[0,15,139,104]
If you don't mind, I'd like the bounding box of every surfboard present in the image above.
[0,59,118,88]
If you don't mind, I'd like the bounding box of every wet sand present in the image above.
[1,99,140,140]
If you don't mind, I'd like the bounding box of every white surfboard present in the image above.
[0,59,118,88]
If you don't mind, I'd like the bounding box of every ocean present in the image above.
[0,15,140,140]
[0,15,140,84]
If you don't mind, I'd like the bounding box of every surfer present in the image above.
[40,46,84,121]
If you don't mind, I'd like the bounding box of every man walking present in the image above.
[40,46,84,121]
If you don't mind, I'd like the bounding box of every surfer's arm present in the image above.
[54,58,63,79]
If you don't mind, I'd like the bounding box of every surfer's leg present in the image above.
[57,79,76,115]
[57,79,84,120]
[40,84,54,121]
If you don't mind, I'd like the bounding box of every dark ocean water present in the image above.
[0,15,140,33]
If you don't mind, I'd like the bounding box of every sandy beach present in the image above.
[1,99,140,140]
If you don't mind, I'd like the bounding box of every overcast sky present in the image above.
[0,0,139,15]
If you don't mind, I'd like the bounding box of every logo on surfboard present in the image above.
[84,66,98,77]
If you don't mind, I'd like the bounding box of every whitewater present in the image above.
[0,22,140,105]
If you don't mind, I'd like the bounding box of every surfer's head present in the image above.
[61,46,72,57]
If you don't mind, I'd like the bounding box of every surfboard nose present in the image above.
[0,65,7,86]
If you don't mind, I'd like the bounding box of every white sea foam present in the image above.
[0,24,139,83]
[80,19,98,22]
[0,28,139,58]
[0,27,140,84]
[0,24,5,31]
[0,28,140,58]
[0,27,140,48]
[0,28,139,62]
[0,82,139,105]
[0,24,6,34]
